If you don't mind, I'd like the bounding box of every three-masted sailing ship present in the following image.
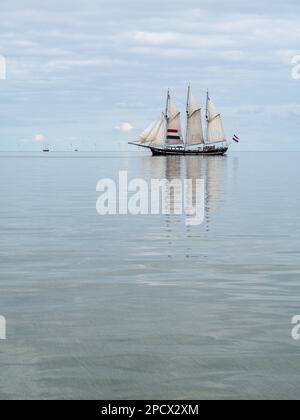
[129,87,228,156]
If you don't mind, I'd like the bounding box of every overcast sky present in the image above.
[0,0,300,151]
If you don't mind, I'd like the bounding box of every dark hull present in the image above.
[150,147,228,156]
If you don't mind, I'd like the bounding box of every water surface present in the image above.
[0,151,300,400]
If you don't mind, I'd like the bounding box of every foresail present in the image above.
[186,89,204,146]
[206,98,226,144]
[149,114,166,147]
[134,119,159,144]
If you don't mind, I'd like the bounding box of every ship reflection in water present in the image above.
[144,154,228,225]
[141,154,230,259]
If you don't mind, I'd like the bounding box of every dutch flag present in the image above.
[232,134,240,143]
[166,129,181,143]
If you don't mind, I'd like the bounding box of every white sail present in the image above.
[134,119,158,144]
[206,98,226,144]
[149,114,166,147]
[166,95,184,146]
[185,88,204,146]
[134,115,165,146]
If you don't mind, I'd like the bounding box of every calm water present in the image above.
[0,151,300,400]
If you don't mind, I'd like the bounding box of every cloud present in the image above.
[128,31,235,48]
[34,134,47,142]
[115,122,134,133]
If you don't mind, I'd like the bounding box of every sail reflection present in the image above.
[144,155,229,258]
[145,155,227,228]
[163,157,183,242]
[204,156,227,228]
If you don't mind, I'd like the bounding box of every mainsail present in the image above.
[165,93,184,146]
[206,96,226,144]
[185,87,204,147]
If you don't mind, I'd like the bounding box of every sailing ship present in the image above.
[129,87,228,156]
[42,144,50,152]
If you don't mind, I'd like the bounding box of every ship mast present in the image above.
[205,89,209,145]
[164,89,170,149]
[185,85,191,150]
[165,89,170,119]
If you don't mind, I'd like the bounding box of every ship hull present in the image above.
[150,146,228,156]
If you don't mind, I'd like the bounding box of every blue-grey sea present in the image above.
[0,151,300,400]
